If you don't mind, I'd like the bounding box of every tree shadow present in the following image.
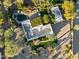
[0,0,17,20]
[23,0,34,6]
[0,4,8,20]
[57,30,70,39]
[10,0,16,4]
[0,2,11,30]
[8,3,18,17]
[0,0,4,4]
[73,18,79,26]
[7,3,21,27]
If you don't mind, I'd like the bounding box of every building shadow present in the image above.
[8,3,18,17]
[73,18,79,26]
[23,0,34,6]
[52,21,69,34]
[0,4,8,20]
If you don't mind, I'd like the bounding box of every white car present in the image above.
[77,9,79,12]
[76,16,79,18]
[77,1,79,4]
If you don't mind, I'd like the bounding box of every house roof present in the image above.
[21,20,54,41]
[22,21,54,41]
[13,12,54,41]
[51,6,63,22]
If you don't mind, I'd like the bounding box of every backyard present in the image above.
[30,17,43,27]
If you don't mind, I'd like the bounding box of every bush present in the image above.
[43,14,49,24]
[0,19,4,25]
[62,0,76,20]
[50,14,56,24]
[3,0,11,9]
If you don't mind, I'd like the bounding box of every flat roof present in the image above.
[22,22,54,41]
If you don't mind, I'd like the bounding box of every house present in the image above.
[51,6,63,23]
[13,11,54,41]
[30,12,40,19]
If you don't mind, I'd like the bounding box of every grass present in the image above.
[31,17,43,27]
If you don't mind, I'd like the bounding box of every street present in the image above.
[0,48,5,59]
[73,0,79,56]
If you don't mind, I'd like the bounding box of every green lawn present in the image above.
[31,17,43,27]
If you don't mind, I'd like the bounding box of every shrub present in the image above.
[43,14,49,24]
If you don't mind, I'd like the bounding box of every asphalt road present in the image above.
[0,48,5,59]
[73,0,79,55]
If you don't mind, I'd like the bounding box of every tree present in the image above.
[4,28,13,38]
[3,0,12,9]
[62,0,76,20]
[0,11,3,18]
[15,0,24,10]
[5,40,19,57]
[4,27,25,57]
[0,19,4,25]
[4,28,16,57]
[62,0,76,38]
[0,12,4,25]
[32,0,51,11]
[16,0,23,4]
[0,28,4,36]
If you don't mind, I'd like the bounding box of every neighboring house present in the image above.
[30,12,40,19]
[13,11,54,41]
[51,6,63,23]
